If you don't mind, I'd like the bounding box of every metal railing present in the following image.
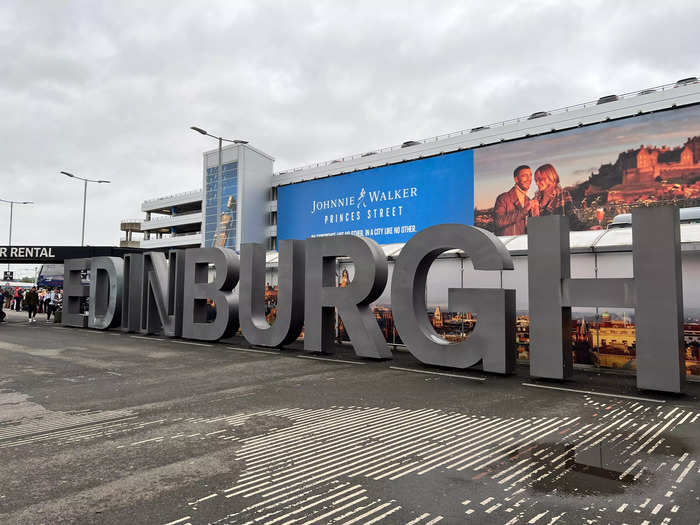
[141,189,202,206]
[142,211,202,224]
[273,79,697,177]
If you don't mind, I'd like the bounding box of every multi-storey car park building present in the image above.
[121,189,203,250]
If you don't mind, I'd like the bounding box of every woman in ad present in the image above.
[534,163,569,216]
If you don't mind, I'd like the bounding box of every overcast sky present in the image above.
[1,0,698,276]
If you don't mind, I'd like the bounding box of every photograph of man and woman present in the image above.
[491,163,574,235]
[473,105,700,236]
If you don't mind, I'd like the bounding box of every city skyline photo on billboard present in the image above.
[474,104,700,236]
[277,150,474,245]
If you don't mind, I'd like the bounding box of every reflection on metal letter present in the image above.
[62,258,89,328]
[121,253,144,333]
[391,224,515,372]
[240,240,305,347]
[528,207,684,393]
[143,250,184,337]
[304,235,390,358]
[182,248,239,341]
[88,257,123,329]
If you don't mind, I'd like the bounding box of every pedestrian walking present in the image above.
[24,286,39,323]
[14,287,23,311]
[45,289,56,321]
[0,288,6,323]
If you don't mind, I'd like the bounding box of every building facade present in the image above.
[122,78,700,255]
[120,189,203,250]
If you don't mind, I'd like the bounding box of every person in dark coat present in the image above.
[24,286,39,323]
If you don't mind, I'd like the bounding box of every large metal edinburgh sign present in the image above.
[63,207,685,394]
[277,150,474,244]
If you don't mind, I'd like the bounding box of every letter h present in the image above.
[527,207,684,393]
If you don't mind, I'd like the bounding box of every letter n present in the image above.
[143,250,185,337]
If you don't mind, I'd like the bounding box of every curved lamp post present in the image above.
[0,198,33,271]
[61,171,110,246]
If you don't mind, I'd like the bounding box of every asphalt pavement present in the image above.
[0,309,698,524]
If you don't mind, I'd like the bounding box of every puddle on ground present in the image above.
[525,442,643,496]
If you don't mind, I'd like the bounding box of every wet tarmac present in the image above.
[0,309,698,524]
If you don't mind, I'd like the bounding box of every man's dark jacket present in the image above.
[493,186,530,236]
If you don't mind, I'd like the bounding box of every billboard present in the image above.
[277,104,700,243]
[277,150,474,244]
[474,104,700,234]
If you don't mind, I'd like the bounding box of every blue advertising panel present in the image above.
[277,150,474,244]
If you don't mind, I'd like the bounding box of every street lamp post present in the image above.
[60,171,111,246]
[0,198,33,271]
[189,127,247,247]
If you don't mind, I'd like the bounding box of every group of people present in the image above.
[493,163,576,236]
[0,286,62,323]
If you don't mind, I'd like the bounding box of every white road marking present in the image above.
[297,355,366,365]
[341,502,397,525]
[521,383,666,403]
[675,459,696,483]
[405,513,431,525]
[163,517,190,525]
[363,505,403,524]
[188,493,217,505]
[226,346,281,355]
[131,436,163,446]
[390,366,486,381]
[301,495,370,524]
[171,340,212,347]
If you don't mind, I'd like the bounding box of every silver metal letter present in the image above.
[88,256,123,329]
[528,207,684,393]
[121,253,144,333]
[304,235,390,358]
[239,240,305,347]
[62,258,89,328]
[142,251,185,337]
[182,247,240,341]
[391,224,515,372]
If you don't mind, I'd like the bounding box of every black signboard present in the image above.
[0,246,144,264]
[3,271,12,280]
